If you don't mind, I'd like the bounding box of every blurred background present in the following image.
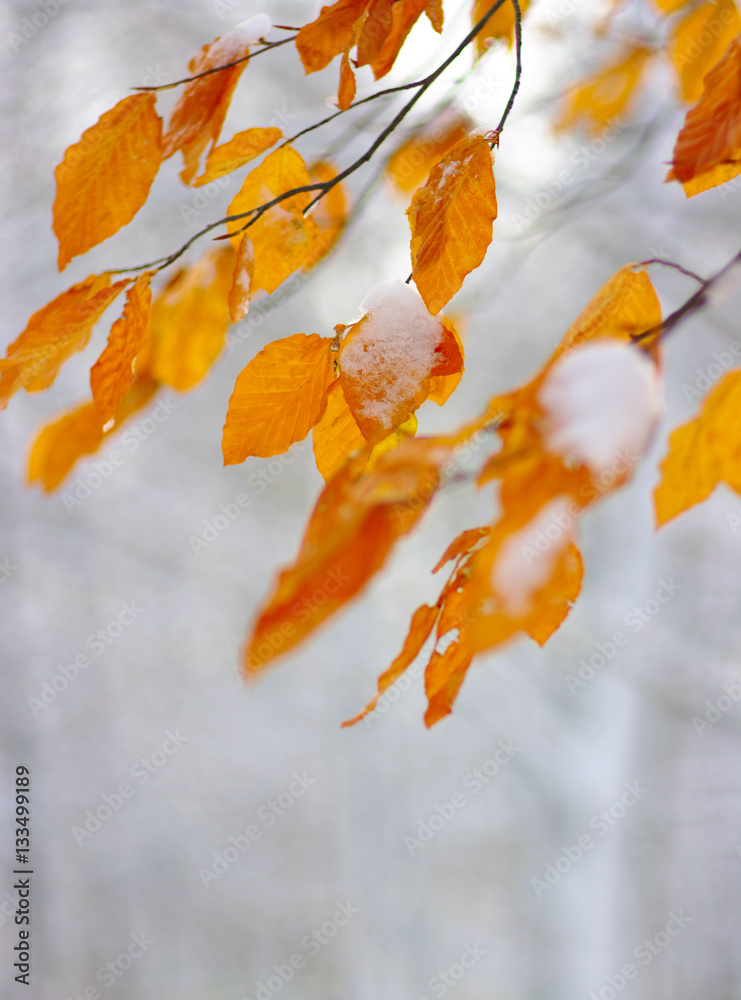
[2,0,741,998]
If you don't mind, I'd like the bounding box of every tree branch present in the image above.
[133,36,296,92]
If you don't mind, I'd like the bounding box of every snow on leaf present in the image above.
[408,133,497,316]
[150,247,234,391]
[90,272,153,423]
[193,126,282,186]
[53,94,163,270]
[667,36,741,196]
[226,146,318,296]
[162,26,260,184]
[338,280,463,443]
[556,47,651,135]
[223,333,336,464]
[0,276,130,408]
[670,0,741,103]
[654,368,741,525]
[312,380,366,482]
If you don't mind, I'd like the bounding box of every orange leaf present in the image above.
[90,272,153,423]
[342,602,440,725]
[387,111,474,194]
[338,48,357,110]
[424,638,474,727]
[226,146,318,295]
[312,380,366,482]
[229,237,254,323]
[193,126,282,186]
[408,133,498,315]
[425,0,444,32]
[304,162,348,269]
[556,47,651,135]
[0,276,130,407]
[356,0,395,66]
[667,36,741,195]
[163,28,255,184]
[223,333,336,464]
[295,0,367,72]
[244,437,454,671]
[472,0,530,53]
[670,0,741,103]
[432,526,491,573]
[654,368,741,525]
[53,94,162,271]
[370,0,428,79]
[338,281,464,443]
[150,247,234,391]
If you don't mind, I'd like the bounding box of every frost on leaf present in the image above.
[338,280,464,443]
[408,133,497,316]
[53,94,163,270]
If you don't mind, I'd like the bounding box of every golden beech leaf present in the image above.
[162,28,255,184]
[370,0,432,79]
[654,369,741,525]
[342,602,440,726]
[472,0,530,53]
[356,0,395,66]
[227,146,318,295]
[424,638,474,727]
[27,375,159,492]
[432,526,491,573]
[408,133,498,316]
[150,247,234,391]
[654,0,691,11]
[670,0,741,103]
[556,47,652,135]
[338,48,357,110]
[229,237,254,324]
[425,0,444,32]
[667,36,741,196]
[312,380,366,482]
[0,276,130,408]
[304,162,348,269]
[387,111,474,195]
[244,437,454,672]
[193,127,283,186]
[90,272,153,423]
[223,333,336,464]
[53,94,162,271]
[338,281,464,444]
[295,0,367,72]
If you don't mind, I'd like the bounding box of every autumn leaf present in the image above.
[408,132,498,315]
[223,333,336,464]
[312,380,366,482]
[295,0,367,73]
[338,48,358,110]
[667,36,741,196]
[227,146,318,296]
[472,0,530,52]
[556,47,651,135]
[387,111,474,194]
[654,369,741,525]
[193,126,282,186]
[356,0,395,66]
[371,0,439,79]
[423,637,474,727]
[150,247,234,391]
[670,0,741,103]
[53,94,163,271]
[337,281,464,443]
[90,272,153,423]
[432,526,490,573]
[163,23,263,183]
[0,276,130,408]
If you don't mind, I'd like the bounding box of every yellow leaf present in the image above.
[0,276,130,407]
[150,247,234,391]
[472,0,530,53]
[670,0,741,103]
[312,380,366,482]
[90,272,153,423]
[408,133,498,315]
[226,146,319,295]
[223,333,336,464]
[53,94,162,270]
[654,369,741,525]
[556,47,652,135]
[193,127,282,186]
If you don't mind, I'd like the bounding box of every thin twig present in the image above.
[133,36,296,92]
[493,0,522,139]
[638,258,706,285]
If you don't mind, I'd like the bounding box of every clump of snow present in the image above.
[492,497,575,617]
[340,280,444,432]
[230,13,272,46]
[212,14,271,61]
[538,342,662,476]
